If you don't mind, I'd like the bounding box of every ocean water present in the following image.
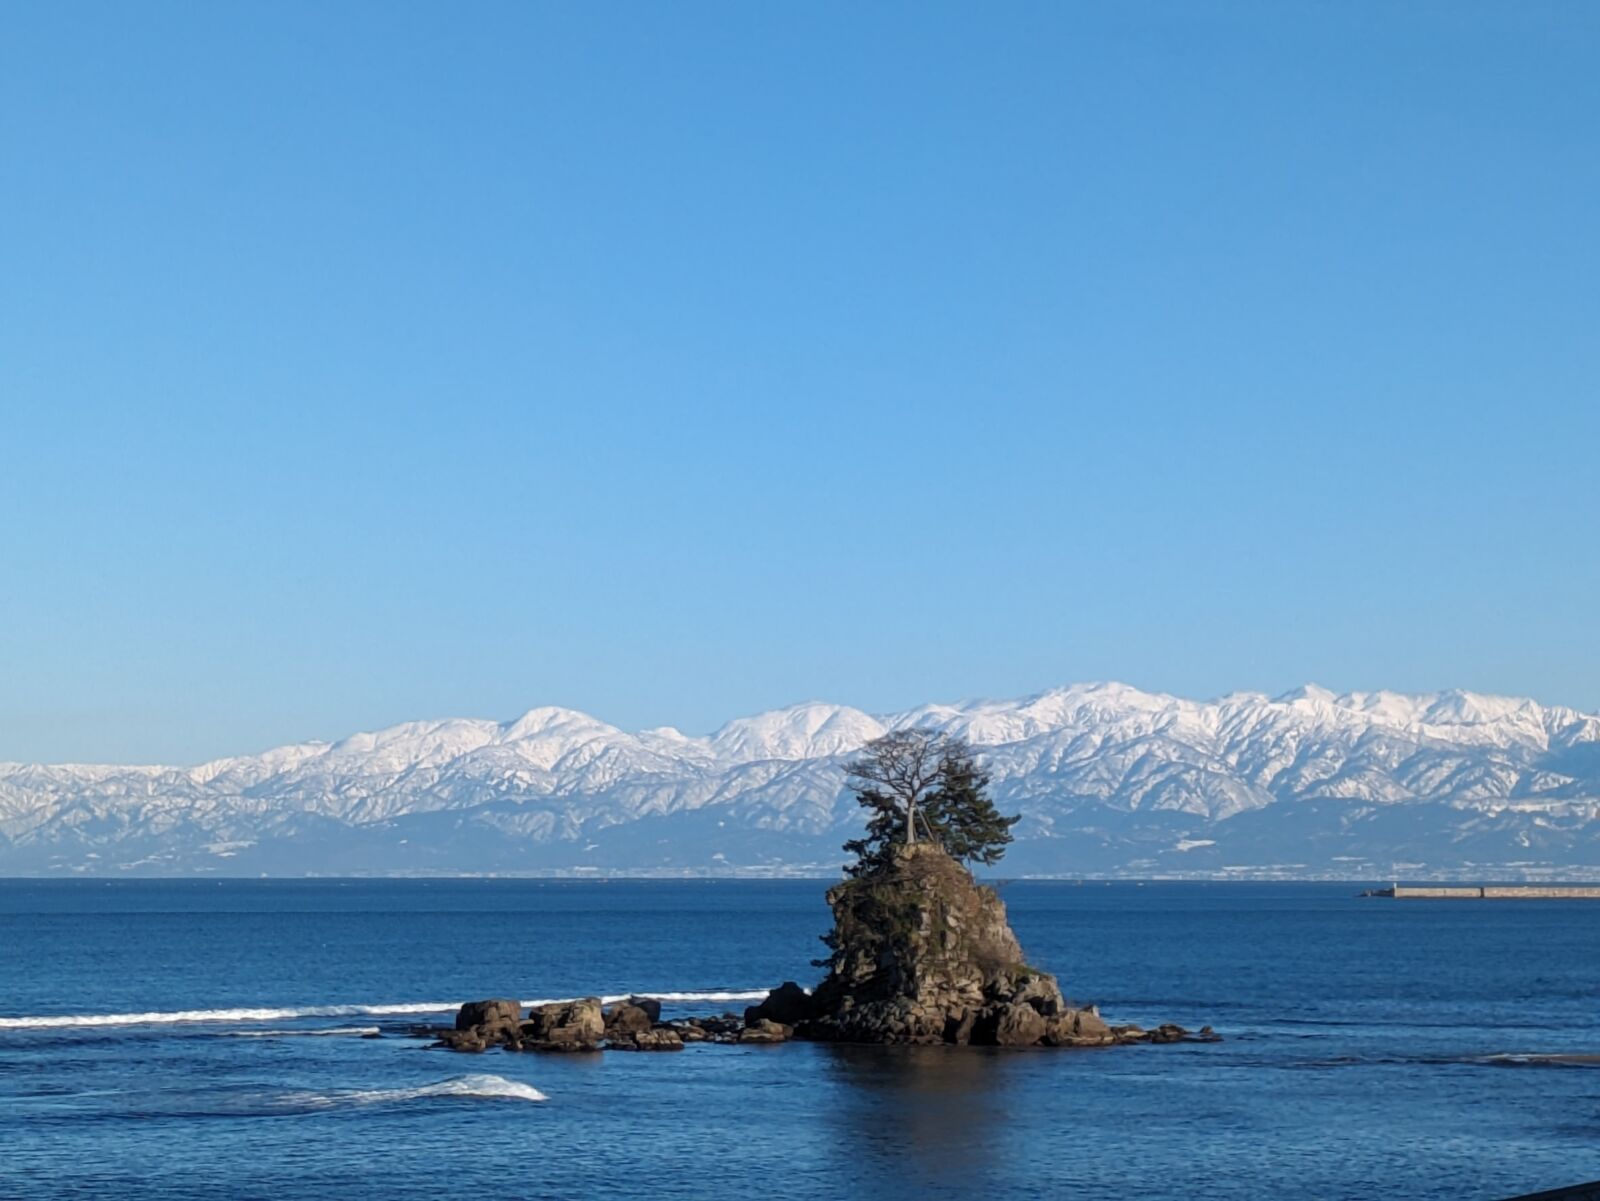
[1,880,1596,1201]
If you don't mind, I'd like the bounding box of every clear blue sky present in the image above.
[3,1,1596,764]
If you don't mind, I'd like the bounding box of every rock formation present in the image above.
[798,843,1116,1047]
[430,846,1216,1054]
[603,999,657,1036]
[743,981,812,1028]
[437,996,684,1052]
[524,997,605,1050]
[604,998,685,1050]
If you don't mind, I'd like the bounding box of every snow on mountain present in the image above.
[2,684,1598,877]
[709,702,887,763]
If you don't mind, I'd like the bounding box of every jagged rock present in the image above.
[521,997,604,1050]
[1149,1023,1189,1044]
[801,844,1068,1046]
[973,1000,1048,1047]
[944,1009,977,1044]
[605,1001,655,1035]
[738,1019,793,1044]
[744,982,814,1028]
[1002,971,1065,1017]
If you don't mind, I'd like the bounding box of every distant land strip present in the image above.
[1371,885,1600,899]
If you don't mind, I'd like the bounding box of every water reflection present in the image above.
[820,1045,1022,1196]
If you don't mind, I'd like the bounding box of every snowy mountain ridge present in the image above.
[3,683,1598,877]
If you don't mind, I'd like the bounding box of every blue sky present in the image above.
[3,1,1597,764]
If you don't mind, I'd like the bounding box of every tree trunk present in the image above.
[905,800,917,844]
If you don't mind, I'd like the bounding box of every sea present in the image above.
[1,879,1596,1201]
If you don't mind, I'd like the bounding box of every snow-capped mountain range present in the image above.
[4,683,1598,878]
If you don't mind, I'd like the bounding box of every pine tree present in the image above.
[921,742,1018,867]
[841,729,945,858]
[839,732,1019,876]
[840,787,903,878]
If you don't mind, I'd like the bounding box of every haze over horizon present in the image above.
[4,1,1596,764]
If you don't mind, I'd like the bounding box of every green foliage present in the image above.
[840,733,1019,877]
[840,787,903,878]
[921,747,1018,868]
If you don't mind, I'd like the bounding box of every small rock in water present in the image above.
[744,982,814,1028]
[607,1027,685,1051]
[737,1019,793,1044]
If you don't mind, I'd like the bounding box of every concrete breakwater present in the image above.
[1368,885,1600,900]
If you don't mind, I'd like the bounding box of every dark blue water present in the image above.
[2,880,1596,1200]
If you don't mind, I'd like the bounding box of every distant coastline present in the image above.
[8,872,1600,887]
[1367,884,1600,899]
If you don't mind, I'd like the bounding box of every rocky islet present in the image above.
[426,844,1216,1054]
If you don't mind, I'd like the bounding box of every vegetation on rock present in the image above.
[841,731,1019,876]
[805,841,1106,1045]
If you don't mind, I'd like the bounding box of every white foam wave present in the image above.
[590,990,771,1005]
[0,1002,459,1030]
[0,988,772,1031]
[277,1073,548,1109]
[225,1026,381,1039]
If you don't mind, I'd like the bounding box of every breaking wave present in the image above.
[288,1074,548,1107]
[597,990,771,1005]
[224,1026,382,1039]
[0,1002,462,1030]
[0,988,771,1031]
[115,1074,552,1116]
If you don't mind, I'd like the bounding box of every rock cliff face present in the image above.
[802,843,1112,1046]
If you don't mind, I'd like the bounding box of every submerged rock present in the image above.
[607,1027,685,1051]
[680,1015,742,1044]
[435,1028,490,1053]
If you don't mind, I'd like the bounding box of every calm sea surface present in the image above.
[1,880,1596,1200]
